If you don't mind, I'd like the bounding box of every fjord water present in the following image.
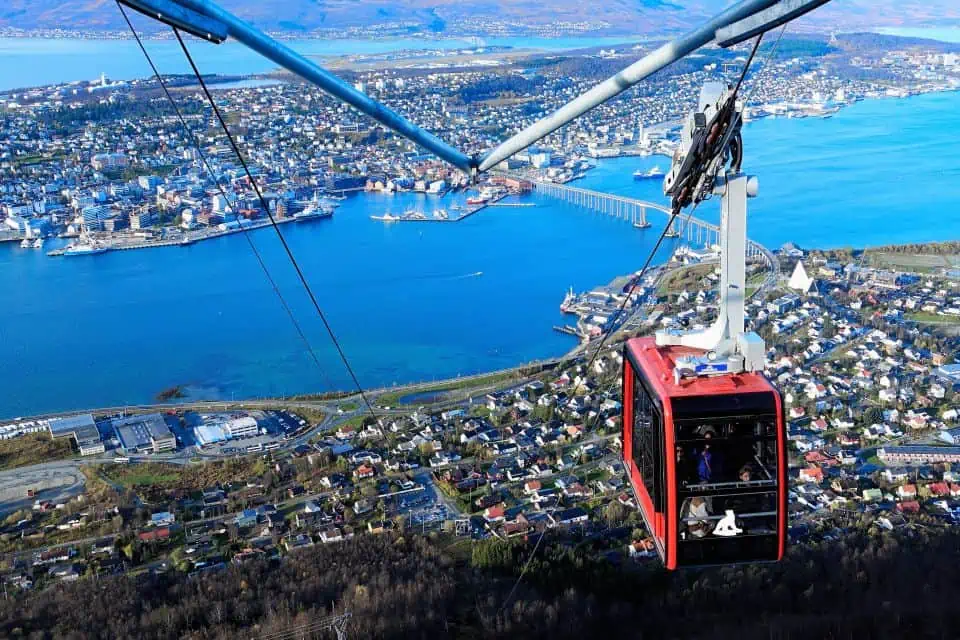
[0,34,644,92]
[1,91,959,417]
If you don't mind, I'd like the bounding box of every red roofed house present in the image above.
[928,482,950,497]
[483,505,505,523]
[523,480,542,495]
[951,484,960,498]
[353,464,375,480]
[811,417,828,432]
[897,500,920,514]
[138,527,171,542]
[798,467,824,483]
[897,484,917,499]
[804,451,832,465]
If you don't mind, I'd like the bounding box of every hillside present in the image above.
[1,0,959,36]
[3,523,960,638]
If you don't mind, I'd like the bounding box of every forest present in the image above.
[3,521,960,639]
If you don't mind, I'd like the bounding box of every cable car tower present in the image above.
[109,0,833,570]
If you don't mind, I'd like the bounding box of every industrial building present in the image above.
[47,414,105,456]
[193,414,260,446]
[111,413,176,454]
[878,445,960,465]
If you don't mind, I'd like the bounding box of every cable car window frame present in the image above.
[631,362,665,515]
[673,412,780,490]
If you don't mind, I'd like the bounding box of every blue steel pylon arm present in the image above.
[117,0,830,175]
[127,0,477,172]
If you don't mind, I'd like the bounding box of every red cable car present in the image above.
[622,336,787,569]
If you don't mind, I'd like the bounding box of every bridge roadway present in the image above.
[530,180,777,272]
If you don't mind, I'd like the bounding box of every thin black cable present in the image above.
[172,27,379,420]
[494,208,679,617]
[497,528,545,617]
[116,1,337,394]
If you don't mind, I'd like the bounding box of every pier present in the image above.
[47,216,299,256]
[370,193,528,224]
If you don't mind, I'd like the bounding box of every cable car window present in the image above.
[674,415,778,488]
[678,490,779,565]
[632,370,663,511]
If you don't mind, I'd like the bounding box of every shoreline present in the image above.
[3,71,960,417]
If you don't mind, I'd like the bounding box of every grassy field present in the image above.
[376,370,522,408]
[12,152,66,167]
[867,252,960,273]
[98,458,268,500]
[657,263,715,296]
[0,433,75,471]
[906,312,960,325]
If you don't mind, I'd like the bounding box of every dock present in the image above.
[371,193,522,224]
[486,202,536,207]
[553,325,583,338]
[47,216,298,256]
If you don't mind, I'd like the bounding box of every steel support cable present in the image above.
[116,0,337,393]
[171,27,379,420]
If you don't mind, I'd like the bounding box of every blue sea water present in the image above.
[1,90,959,418]
[0,34,644,92]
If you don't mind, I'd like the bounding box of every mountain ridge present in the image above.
[1,1,958,35]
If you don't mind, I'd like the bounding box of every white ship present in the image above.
[370,213,400,222]
[560,287,578,313]
[63,242,109,256]
[294,203,335,223]
[633,166,665,180]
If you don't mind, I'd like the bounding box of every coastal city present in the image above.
[3,231,960,595]
[2,33,959,254]
[4,5,960,635]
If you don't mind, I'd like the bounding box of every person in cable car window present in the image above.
[697,428,722,483]
[739,464,753,483]
[677,445,697,486]
[683,496,711,538]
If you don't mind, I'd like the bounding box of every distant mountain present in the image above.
[2,0,959,35]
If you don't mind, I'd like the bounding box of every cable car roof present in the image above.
[626,336,775,399]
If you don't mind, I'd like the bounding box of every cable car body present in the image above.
[622,336,786,569]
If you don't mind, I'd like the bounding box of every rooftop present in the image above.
[112,413,173,450]
[48,414,95,436]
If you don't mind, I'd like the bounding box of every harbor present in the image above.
[46,215,303,257]
[368,186,533,223]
